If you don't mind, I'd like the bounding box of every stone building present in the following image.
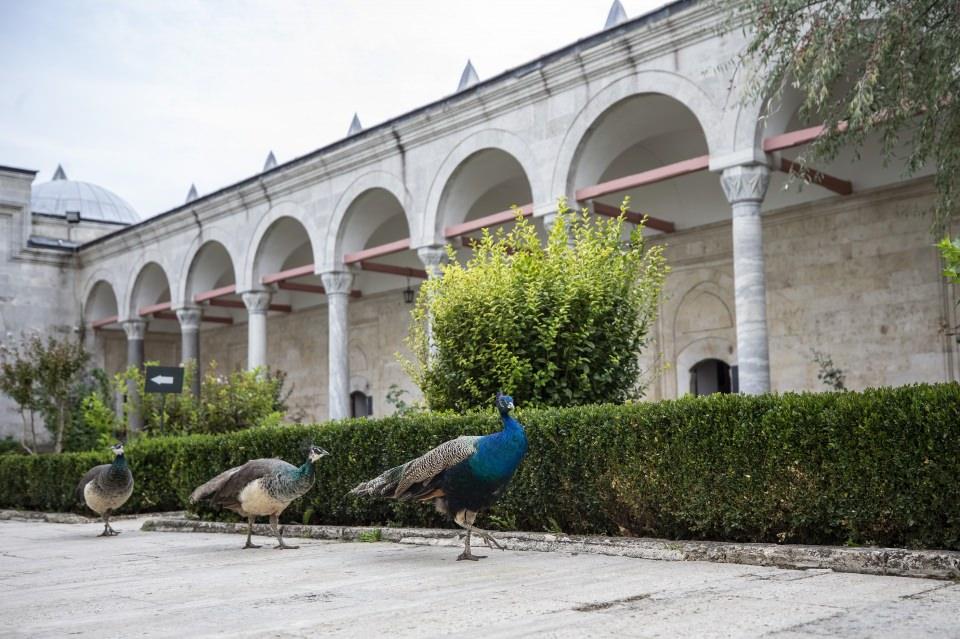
[1,0,956,439]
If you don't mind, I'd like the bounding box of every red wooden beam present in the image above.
[138,301,172,317]
[193,283,236,303]
[575,155,710,202]
[763,122,852,153]
[208,299,292,313]
[278,281,326,294]
[344,238,411,264]
[91,315,119,329]
[276,281,362,298]
[778,158,852,196]
[361,261,428,279]
[261,263,315,286]
[444,204,534,239]
[154,311,179,321]
[591,202,676,233]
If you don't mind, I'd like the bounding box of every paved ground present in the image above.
[1,517,959,638]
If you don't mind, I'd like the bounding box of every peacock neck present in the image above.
[499,411,524,435]
[105,453,129,484]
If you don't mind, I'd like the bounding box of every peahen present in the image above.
[189,445,329,549]
[351,393,527,561]
[76,443,134,537]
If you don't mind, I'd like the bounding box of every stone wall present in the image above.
[640,178,957,400]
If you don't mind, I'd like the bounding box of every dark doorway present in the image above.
[689,359,734,396]
[351,391,373,418]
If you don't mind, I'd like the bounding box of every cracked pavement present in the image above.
[1,517,958,638]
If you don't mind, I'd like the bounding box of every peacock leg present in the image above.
[99,509,119,536]
[243,516,261,549]
[454,511,496,560]
[270,514,299,550]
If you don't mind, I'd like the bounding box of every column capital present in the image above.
[122,319,147,341]
[720,164,770,205]
[241,289,272,314]
[416,245,447,278]
[175,306,202,332]
[321,270,354,296]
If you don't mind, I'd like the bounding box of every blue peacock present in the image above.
[351,392,528,561]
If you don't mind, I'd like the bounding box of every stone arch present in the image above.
[175,227,242,305]
[418,129,545,246]
[676,336,737,396]
[551,70,722,200]
[673,284,734,338]
[122,254,175,321]
[322,171,414,272]
[82,278,119,324]
[240,201,321,291]
[79,268,123,320]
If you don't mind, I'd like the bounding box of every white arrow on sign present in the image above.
[151,375,174,385]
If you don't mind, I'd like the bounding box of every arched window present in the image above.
[350,391,373,418]
[689,359,737,396]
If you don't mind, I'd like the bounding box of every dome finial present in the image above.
[263,151,277,171]
[457,60,479,92]
[185,184,198,203]
[604,0,628,29]
[348,113,363,136]
[53,164,67,181]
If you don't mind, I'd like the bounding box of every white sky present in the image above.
[0,0,669,218]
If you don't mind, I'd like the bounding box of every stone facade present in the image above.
[1,1,957,440]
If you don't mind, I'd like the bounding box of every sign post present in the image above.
[144,366,184,434]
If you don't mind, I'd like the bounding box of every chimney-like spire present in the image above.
[347,113,363,136]
[185,184,198,203]
[52,164,67,181]
[457,60,479,92]
[263,150,277,171]
[604,0,628,29]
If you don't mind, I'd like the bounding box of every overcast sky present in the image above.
[0,0,669,217]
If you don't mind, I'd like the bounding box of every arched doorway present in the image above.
[689,358,736,396]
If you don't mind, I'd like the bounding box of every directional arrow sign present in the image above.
[144,366,184,394]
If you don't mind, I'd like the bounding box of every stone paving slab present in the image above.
[2,516,959,638]
[141,516,960,581]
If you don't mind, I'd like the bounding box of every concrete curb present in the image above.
[140,517,960,581]
[0,509,186,525]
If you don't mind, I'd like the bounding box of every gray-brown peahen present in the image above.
[189,446,329,549]
[76,443,134,537]
[351,393,527,561]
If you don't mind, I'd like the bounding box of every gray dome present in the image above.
[31,165,139,225]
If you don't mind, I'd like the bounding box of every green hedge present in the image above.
[2,384,959,549]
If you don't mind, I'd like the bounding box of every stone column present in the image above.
[417,245,446,354]
[176,306,202,396]
[321,270,353,420]
[242,290,271,372]
[720,164,772,394]
[122,319,147,432]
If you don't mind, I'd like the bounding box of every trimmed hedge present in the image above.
[1,384,959,549]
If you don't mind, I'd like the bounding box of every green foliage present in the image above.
[358,529,382,542]
[3,384,959,550]
[938,236,960,284]
[0,333,91,453]
[109,361,289,437]
[384,384,422,417]
[732,0,960,228]
[0,437,22,456]
[404,199,668,411]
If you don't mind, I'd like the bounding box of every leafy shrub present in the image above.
[2,384,959,550]
[110,361,289,437]
[404,199,668,411]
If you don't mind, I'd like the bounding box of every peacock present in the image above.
[76,443,134,537]
[189,445,329,549]
[351,393,528,561]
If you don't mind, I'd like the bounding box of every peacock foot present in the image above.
[242,541,262,549]
[457,551,486,561]
[480,532,503,551]
[274,542,300,550]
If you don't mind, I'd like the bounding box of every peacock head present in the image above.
[495,392,515,414]
[110,443,124,457]
[308,446,330,462]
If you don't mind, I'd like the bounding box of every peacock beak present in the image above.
[507,402,514,410]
